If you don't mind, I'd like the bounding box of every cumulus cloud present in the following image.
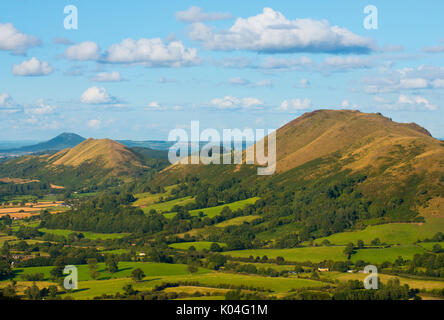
[362,65,444,93]
[12,57,53,76]
[189,7,375,54]
[277,98,312,112]
[81,86,116,104]
[91,71,123,82]
[0,22,40,54]
[0,93,21,113]
[65,41,100,61]
[88,119,101,129]
[25,99,56,115]
[146,101,167,111]
[397,94,437,111]
[104,38,201,67]
[176,6,233,23]
[210,96,264,109]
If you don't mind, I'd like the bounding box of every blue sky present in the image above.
[0,0,443,140]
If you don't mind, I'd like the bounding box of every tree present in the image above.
[87,258,99,279]
[187,263,198,275]
[432,244,442,253]
[210,242,222,252]
[105,255,119,273]
[357,240,365,249]
[24,283,41,300]
[344,243,355,258]
[131,268,145,282]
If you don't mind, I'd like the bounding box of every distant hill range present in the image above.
[0,133,86,156]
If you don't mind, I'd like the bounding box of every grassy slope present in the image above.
[224,246,346,263]
[39,228,128,240]
[350,245,426,263]
[169,241,226,250]
[311,218,444,245]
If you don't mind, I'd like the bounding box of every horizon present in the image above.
[0,1,443,141]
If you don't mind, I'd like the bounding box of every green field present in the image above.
[214,215,261,228]
[418,242,444,251]
[142,196,195,214]
[9,262,211,282]
[350,245,426,263]
[311,218,444,245]
[39,228,129,240]
[169,241,226,251]
[224,246,347,263]
[62,272,325,299]
[133,185,177,207]
[165,197,261,219]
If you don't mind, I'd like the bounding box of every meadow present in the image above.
[165,197,261,219]
[350,245,427,263]
[224,246,347,263]
[214,215,261,228]
[9,262,211,282]
[169,241,226,250]
[141,196,195,214]
[39,228,129,240]
[311,217,444,245]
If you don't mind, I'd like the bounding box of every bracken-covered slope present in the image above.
[155,109,444,215]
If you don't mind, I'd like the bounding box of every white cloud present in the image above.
[146,101,167,111]
[65,41,100,61]
[341,99,360,109]
[176,6,232,23]
[397,94,437,111]
[210,96,263,109]
[81,86,115,104]
[242,97,264,108]
[399,78,428,89]
[189,7,375,54]
[12,57,53,76]
[277,98,312,112]
[0,22,40,54]
[0,93,21,113]
[91,71,123,82]
[88,119,101,129]
[25,99,56,115]
[210,96,240,109]
[104,38,201,67]
[229,77,249,86]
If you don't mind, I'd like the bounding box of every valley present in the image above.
[1,110,443,301]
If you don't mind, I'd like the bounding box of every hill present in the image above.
[155,109,444,219]
[0,133,85,155]
[0,138,168,189]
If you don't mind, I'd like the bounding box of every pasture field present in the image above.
[165,197,261,219]
[39,228,129,240]
[224,246,346,263]
[169,241,226,250]
[418,242,444,251]
[0,234,17,246]
[133,185,177,207]
[62,272,326,299]
[142,196,195,214]
[255,222,303,240]
[350,245,426,263]
[328,272,444,291]
[214,215,261,228]
[311,218,444,246]
[9,262,211,282]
